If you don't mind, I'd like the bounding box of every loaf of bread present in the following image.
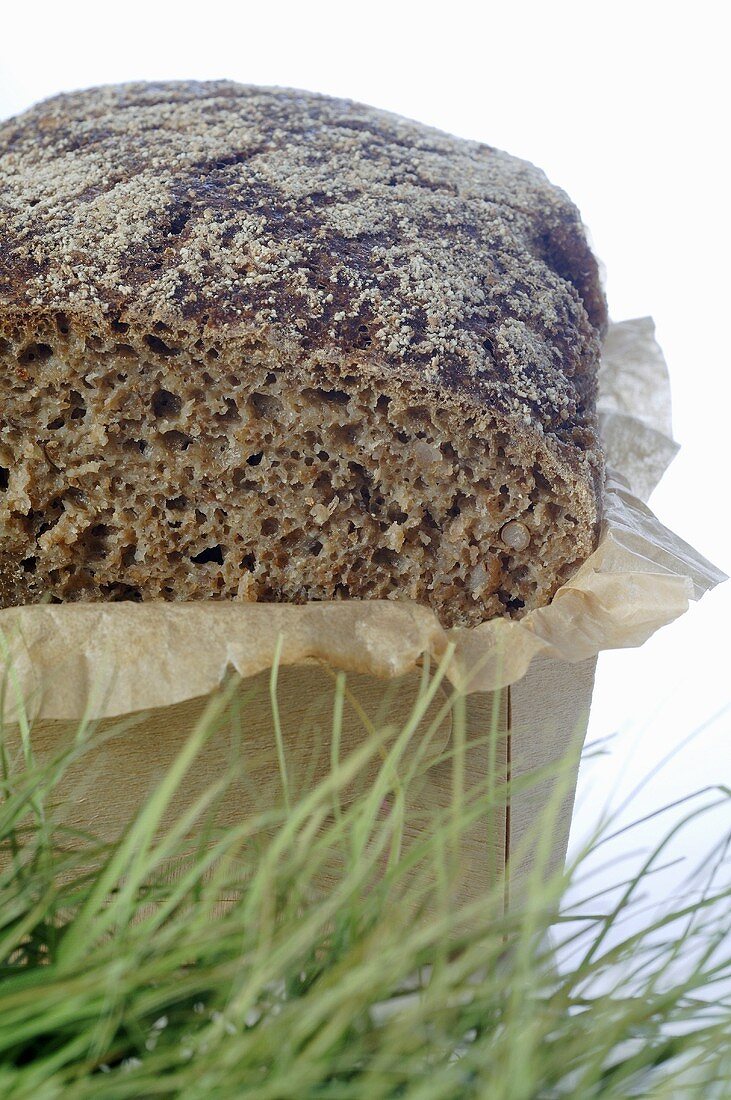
[0,82,607,627]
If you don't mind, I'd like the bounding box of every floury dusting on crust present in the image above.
[0,81,607,626]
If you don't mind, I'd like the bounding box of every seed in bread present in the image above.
[0,81,607,626]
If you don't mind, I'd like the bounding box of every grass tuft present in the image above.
[0,664,729,1098]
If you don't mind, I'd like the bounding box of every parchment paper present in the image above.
[1,318,725,720]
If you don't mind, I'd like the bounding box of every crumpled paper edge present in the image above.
[598,317,680,502]
[0,318,726,720]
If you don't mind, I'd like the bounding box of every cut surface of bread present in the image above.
[0,82,607,627]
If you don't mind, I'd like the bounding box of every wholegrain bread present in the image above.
[0,81,607,626]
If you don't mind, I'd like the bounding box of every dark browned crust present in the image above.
[0,81,606,442]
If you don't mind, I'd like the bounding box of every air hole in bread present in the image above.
[101,582,143,601]
[331,424,357,445]
[248,392,282,419]
[18,343,53,366]
[68,389,87,419]
[232,470,256,490]
[191,545,225,565]
[145,334,179,358]
[162,430,192,451]
[151,389,182,418]
[216,398,240,421]
[319,388,350,406]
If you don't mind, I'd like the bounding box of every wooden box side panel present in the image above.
[3,665,509,908]
[4,666,450,837]
[506,656,597,895]
[4,656,599,909]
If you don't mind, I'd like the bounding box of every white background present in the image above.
[2,1,729,913]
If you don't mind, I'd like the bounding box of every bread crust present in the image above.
[0,82,607,623]
[1,82,605,436]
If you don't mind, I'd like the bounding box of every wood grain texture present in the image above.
[4,659,595,907]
